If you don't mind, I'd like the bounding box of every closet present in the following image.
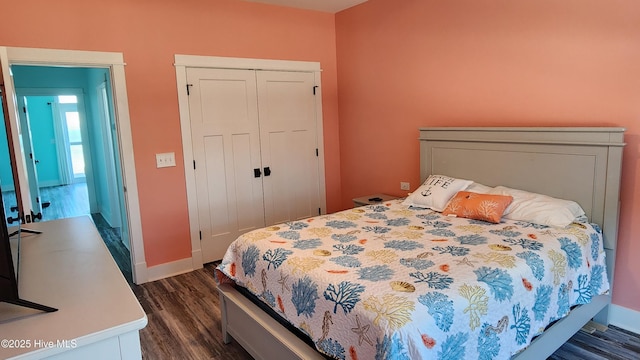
[187,68,322,262]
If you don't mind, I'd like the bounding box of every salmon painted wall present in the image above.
[0,0,341,267]
[335,0,640,312]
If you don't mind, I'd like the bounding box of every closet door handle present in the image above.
[254,168,262,178]
[264,167,271,177]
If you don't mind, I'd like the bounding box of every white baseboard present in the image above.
[146,257,194,282]
[609,303,640,334]
[39,180,62,188]
[135,251,203,284]
[133,261,148,285]
[1,184,15,192]
[192,249,203,270]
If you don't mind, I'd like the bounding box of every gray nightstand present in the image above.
[352,193,399,207]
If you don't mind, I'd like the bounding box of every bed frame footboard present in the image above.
[218,283,325,360]
[219,284,609,360]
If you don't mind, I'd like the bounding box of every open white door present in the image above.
[0,47,34,223]
[16,96,43,220]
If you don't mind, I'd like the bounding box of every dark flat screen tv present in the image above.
[0,192,57,312]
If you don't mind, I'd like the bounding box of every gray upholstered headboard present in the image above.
[419,127,625,288]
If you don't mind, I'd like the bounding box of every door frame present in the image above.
[0,46,148,284]
[96,81,123,232]
[174,55,327,269]
[1,49,32,222]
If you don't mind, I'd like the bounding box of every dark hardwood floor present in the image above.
[132,264,252,360]
[548,326,640,360]
[92,212,133,284]
[2,183,89,223]
[132,264,640,360]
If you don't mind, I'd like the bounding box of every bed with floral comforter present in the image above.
[215,200,609,360]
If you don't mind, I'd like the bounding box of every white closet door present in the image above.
[187,68,265,263]
[257,71,320,225]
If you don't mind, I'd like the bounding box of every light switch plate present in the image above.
[156,152,176,168]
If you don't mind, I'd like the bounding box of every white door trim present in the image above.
[174,55,322,72]
[175,54,327,269]
[3,46,148,284]
[97,81,122,230]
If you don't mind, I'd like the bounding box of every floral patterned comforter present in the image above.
[215,200,609,360]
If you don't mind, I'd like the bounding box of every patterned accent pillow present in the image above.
[402,175,472,212]
[442,191,513,223]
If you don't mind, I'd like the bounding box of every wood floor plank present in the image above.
[132,267,253,360]
[39,183,90,221]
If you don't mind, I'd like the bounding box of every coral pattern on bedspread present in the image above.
[215,200,609,360]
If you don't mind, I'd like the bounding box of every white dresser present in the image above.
[0,216,147,359]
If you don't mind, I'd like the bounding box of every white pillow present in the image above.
[487,186,586,228]
[466,182,493,194]
[402,175,472,212]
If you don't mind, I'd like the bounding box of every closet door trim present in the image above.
[175,55,326,269]
[175,55,321,72]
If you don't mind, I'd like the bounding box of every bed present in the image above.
[215,127,625,360]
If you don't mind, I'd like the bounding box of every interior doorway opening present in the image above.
[0,46,147,284]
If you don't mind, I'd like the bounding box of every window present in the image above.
[58,95,78,104]
[64,111,85,177]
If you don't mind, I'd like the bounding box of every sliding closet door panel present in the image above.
[257,71,319,225]
[187,68,264,262]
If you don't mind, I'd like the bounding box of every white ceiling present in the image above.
[243,0,368,13]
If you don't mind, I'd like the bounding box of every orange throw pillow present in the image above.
[442,191,513,224]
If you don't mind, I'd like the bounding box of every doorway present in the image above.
[0,46,147,284]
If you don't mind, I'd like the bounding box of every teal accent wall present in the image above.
[12,66,96,89]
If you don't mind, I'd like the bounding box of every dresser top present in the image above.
[0,216,147,359]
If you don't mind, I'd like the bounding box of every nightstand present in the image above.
[352,193,399,207]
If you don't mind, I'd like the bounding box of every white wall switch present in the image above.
[156,152,176,168]
[400,182,410,191]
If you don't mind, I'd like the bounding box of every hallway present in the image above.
[2,183,89,223]
[39,183,89,221]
